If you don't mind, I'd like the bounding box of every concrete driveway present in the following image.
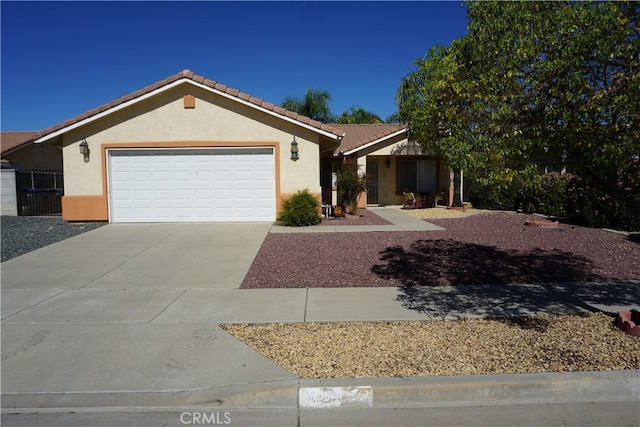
[1,222,303,410]
[2,222,272,291]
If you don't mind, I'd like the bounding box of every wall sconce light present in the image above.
[386,157,391,168]
[79,139,90,163]
[290,137,299,160]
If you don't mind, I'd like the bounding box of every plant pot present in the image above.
[334,206,344,217]
[617,310,640,337]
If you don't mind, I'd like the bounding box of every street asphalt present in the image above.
[1,207,639,426]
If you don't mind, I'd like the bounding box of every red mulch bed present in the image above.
[241,212,640,288]
[317,209,391,226]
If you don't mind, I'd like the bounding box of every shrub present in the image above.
[565,162,640,232]
[467,174,522,211]
[277,189,321,227]
[517,172,572,217]
[336,162,368,215]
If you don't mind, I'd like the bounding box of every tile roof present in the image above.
[330,124,407,155]
[1,131,40,155]
[33,70,345,142]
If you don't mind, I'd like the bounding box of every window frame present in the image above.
[395,156,440,195]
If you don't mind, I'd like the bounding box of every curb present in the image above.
[299,370,640,409]
[1,380,299,411]
[6,370,636,413]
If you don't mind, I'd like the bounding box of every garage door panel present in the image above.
[109,148,275,222]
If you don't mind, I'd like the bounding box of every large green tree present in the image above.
[400,1,639,221]
[464,0,640,226]
[398,43,481,207]
[464,1,639,182]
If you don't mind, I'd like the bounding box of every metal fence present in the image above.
[15,170,64,216]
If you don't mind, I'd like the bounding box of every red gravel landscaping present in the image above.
[241,212,640,288]
[316,208,391,226]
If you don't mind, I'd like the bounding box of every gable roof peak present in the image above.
[33,70,345,143]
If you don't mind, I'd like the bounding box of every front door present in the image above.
[366,160,379,205]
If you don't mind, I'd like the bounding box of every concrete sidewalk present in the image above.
[2,211,639,421]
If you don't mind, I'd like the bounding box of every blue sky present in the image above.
[1,1,469,131]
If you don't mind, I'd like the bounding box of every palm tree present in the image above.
[281,89,334,123]
[336,106,383,124]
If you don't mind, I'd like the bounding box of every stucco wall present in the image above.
[3,144,62,171]
[62,83,321,199]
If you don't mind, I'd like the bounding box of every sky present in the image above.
[1,1,470,131]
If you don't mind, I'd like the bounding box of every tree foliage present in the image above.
[281,89,335,123]
[398,44,477,206]
[336,106,383,124]
[398,1,640,228]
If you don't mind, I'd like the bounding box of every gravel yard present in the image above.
[234,208,640,379]
[221,313,640,378]
[1,216,106,262]
[241,211,640,288]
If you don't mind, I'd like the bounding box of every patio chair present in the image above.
[402,192,416,209]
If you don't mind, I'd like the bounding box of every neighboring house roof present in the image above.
[33,69,345,144]
[1,131,40,156]
[331,124,407,156]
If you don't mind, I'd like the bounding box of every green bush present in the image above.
[467,176,522,211]
[517,172,572,217]
[565,163,640,232]
[277,189,321,227]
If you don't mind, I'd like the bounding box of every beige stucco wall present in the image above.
[62,83,322,198]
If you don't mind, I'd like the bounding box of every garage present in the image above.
[108,147,275,223]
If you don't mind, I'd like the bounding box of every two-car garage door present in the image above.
[108,148,275,222]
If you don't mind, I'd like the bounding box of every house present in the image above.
[1,131,62,170]
[329,124,452,208]
[1,131,64,216]
[32,70,453,223]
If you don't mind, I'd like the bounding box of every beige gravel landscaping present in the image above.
[221,313,639,379]
[391,205,487,219]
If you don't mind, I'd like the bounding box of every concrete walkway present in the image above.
[2,209,639,422]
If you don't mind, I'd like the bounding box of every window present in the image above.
[397,158,437,193]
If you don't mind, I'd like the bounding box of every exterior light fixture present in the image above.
[79,139,90,163]
[290,137,299,160]
[386,157,391,168]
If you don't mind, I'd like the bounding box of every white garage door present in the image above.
[109,148,275,222]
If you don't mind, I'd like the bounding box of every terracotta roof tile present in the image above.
[31,69,349,143]
[331,124,407,154]
[1,131,40,155]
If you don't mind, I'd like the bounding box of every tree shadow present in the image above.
[371,239,640,321]
[372,239,600,287]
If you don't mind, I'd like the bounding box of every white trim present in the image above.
[342,128,407,156]
[35,78,342,144]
